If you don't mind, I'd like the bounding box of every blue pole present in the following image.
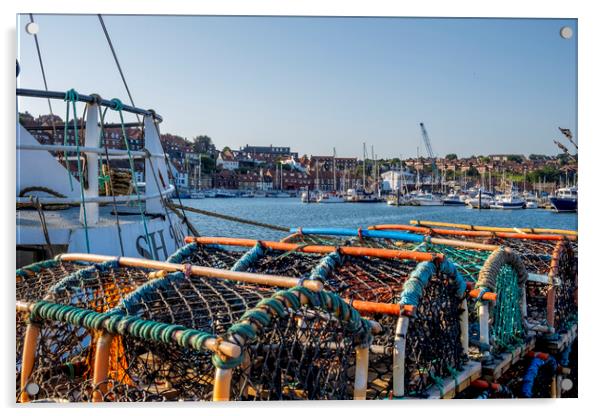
[289,227,426,244]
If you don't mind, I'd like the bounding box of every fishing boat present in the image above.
[549,187,578,213]
[239,191,254,198]
[490,193,526,210]
[16,88,189,266]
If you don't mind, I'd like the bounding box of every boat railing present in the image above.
[17,88,173,226]
[17,88,163,122]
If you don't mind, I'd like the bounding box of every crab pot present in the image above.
[16,259,92,379]
[181,236,468,399]
[92,271,275,401]
[16,261,155,402]
[220,287,376,401]
[170,240,326,278]
[370,224,578,335]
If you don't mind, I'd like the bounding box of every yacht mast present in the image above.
[362,142,366,190]
[333,147,337,193]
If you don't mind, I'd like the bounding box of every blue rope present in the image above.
[231,242,265,272]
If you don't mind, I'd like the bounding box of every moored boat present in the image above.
[549,187,577,212]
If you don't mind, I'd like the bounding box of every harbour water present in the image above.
[183,198,578,241]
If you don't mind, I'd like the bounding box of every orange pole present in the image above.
[345,300,415,317]
[468,289,497,302]
[185,236,442,263]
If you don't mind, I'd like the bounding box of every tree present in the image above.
[193,135,215,155]
[506,155,524,163]
[445,153,458,160]
[529,154,546,161]
[466,166,479,177]
[200,154,216,174]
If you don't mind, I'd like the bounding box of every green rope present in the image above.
[29,300,215,353]
[64,89,90,253]
[109,98,154,259]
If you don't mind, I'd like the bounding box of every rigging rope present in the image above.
[64,90,90,253]
[27,14,56,139]
[97,15,140,124]
[110,98,154,259]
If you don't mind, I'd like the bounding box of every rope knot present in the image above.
[64,89,79,102]
[110,98,124,111]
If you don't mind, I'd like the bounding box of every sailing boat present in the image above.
[347,143,379,202]
[318,148,345,203]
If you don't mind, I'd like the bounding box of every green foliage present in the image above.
[193,135,215,155]
[466,166,479,177]
[506,155,524,163]
[200,154,216,174]
[445,153,458,160]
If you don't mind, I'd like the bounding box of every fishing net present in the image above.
[95,271,274,401]
[16,259,91,373]
[475,249,529,356]
[17,261,153,402]
[166,242,244,269]
[21,283,374,402]
[310,251,468,398]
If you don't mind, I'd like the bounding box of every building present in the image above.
[268,169,313,190]
[239,144,298,163]
[216,150,240,171]
[309,155,358,172]
[381,170,416,191]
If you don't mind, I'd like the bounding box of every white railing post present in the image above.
[143,115,168,214]
[81,104,100,225]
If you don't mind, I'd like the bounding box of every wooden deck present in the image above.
[425,361,482,399]
[481,337,537,381]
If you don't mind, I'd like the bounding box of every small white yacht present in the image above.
[410,191,444,206]
[317,192,345,203]
[490,193,526,210]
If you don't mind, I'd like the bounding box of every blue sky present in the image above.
[17,15,577,158]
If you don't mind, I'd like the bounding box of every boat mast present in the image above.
[333,147,337,193]
[362,142,366,191]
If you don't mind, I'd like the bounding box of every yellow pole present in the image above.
[213,368,233,401]
[19,322,41,403]
[410,220,577,237]
[57,253,323,292]
[92,332,115,402]
[353,346,369,400]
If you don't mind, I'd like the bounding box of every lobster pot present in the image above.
[377,225,578,334]
[310,253,467,398]
[223,287,374,401]
[16,260,92,371]
[169,241,326,278]
[17,261,153,402]
[166,242,246,269]
[475,248,530,356]
[98,272,274,401]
